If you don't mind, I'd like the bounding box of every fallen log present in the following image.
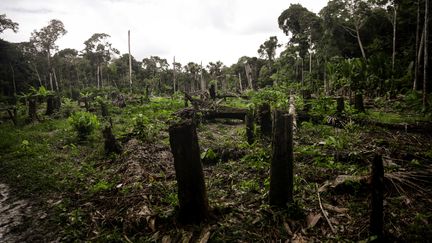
[202,107,248,120]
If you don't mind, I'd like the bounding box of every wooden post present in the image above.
[354,93,365,113]
[336,97,344,114]
[128,30,132,92]
[370,154,384,238]
[169,120,209,224]
[269,111,294,207]
[258,103,272,137]
[245,112,254,145]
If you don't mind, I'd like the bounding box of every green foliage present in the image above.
[61,98,79,117]
[250,86,289,109]
[89,180,112,193]
[68,111,100,140]
[131,113,159,142]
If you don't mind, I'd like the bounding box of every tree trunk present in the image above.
[9,63,16,96]
[370,155,384,238]
[6,107,18,126]
[356,25,367,59]
[102,125,122,155]
[173,56,177,93]
[354,93,365,113]
[245,112,254,145]
[209,84,216,100]
[391,4,398,93]
[128,30,132,92]
[46,96,54,115]
[414,0,422,90]
[47,50,54,91]
[269,111,294,207]
[53,68,59,91]
[97,65,100,89]
[168,120,209,224]
[258,103,272,137]
[239,73,243,92]
[28,97,38,122]
[423,0,429,111]
[336,97,344,114]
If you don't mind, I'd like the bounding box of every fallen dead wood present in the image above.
[202,106,248,120]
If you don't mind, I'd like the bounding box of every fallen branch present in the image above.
[316,183,336,234]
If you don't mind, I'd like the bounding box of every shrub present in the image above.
[61,98,79,117]
[68,111,100,140]
[132,113,159,142]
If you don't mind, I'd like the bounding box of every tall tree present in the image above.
[83,33,119,89]
[258,36,281,62]
[30,19,67,91]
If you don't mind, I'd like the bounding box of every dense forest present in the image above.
[0,0,431,242]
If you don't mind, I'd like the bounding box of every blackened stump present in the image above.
[209,84,216,100]
[336,97,344,114]
[269,111,294,207]
[354,94,365,112]
[258,103,272,137]
[169,120,209,224]
[245,112,255,145]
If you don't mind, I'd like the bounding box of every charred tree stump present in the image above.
[370,154,384,238]
[354,94,365,113]
[169,120,209,224]
[102,125,122,154]
[245,112,255,145]
[269,111,294,207]
[46,96,54,115]
[28,97,38,122]
[258,103,272,137]
[54,95,61,111]
[336,97,344,114]
[209,84,216,100]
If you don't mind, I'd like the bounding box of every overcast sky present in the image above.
[1,0,328,66]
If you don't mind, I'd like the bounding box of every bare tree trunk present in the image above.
[9,63,16,95]
[97,65,100,89]
[301,58,304,87]
[128,30,132,92]
[32,63,43,87]
[100,64,103,88]
[47,50,54,91]
[423,0,429,111]
[414,0,421,90]
[173,56,176,93]
[238,72,243,92]
[356,25,367,59]
[53,68,59,91]
[391,4,398,93]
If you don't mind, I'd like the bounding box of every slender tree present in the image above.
[31,19,67,91]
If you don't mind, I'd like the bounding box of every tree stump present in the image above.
[258,103,272,137]
[269,111,294,207]
[354,94,365,113]
[370,154,384,238]
[336,97,344,114]
[245,112,255,145]
[169,120,209,224]
[28,97,38,122]
[102,125,122,154]
[209,84,216,100]
[54,95,61,111]
[46,96,54,115]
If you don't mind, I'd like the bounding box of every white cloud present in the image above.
[1,0,328,66]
